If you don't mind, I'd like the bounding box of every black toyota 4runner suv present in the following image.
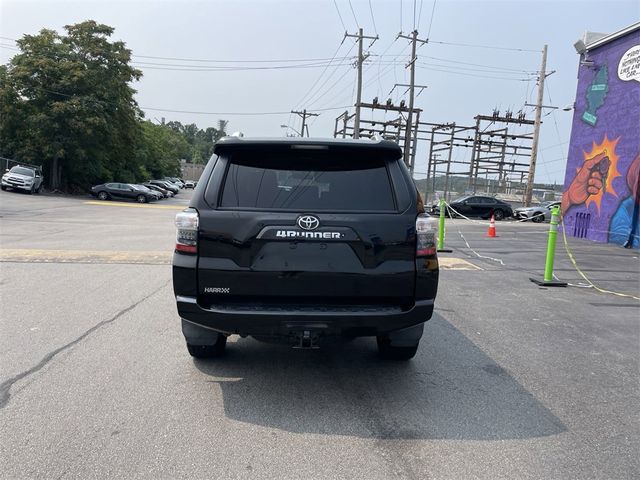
[172,137,439,360]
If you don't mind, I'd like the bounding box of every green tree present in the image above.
[0,21,142,190]
[136,121,189,178]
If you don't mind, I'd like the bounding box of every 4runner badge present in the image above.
[297,215,320,230]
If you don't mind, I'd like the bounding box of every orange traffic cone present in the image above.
[487,214,498,237]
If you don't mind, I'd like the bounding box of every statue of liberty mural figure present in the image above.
[610,154,640,248]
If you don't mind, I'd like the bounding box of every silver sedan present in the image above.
[513,201,561,222]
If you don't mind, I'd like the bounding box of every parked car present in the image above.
[173,136,439,360]
[184,180,195,189]
[164,177,184,188]
[1,165,44,194]
[150,180,179,195]
[133,184,163,201]
[431,195,513,220]
[514,201,561,223]
[90,183,159,203]
[144,182,172,198]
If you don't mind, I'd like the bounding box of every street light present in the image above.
[280,124,301,136]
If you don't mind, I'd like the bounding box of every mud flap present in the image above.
[182,319,224,346]
[386,322,424,347]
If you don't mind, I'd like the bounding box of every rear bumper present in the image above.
[176,295,434,337]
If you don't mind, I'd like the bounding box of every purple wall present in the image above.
[562,28,640,247]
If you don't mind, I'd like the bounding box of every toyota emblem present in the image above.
[297,215,320,231]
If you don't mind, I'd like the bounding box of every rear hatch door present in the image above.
[197,145,417,309]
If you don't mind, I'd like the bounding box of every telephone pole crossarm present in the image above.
[291,109,319,137]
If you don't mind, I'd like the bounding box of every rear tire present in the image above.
[376,336,419,360]
[492,209,505,221]
[187,336,227,358]
[532,214,544,223]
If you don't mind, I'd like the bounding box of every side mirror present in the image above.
[5,169,9,173]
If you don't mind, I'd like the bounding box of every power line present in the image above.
[417,0,425,29]
[306,59,354,109]
[0,38,348,64]
[421,54,536,73]
[368,0,378,35]
[417,61,535,76]
[15,84,352,117]
[131,54,350,64]
[143,105,352,115]
[333,0,347,31]
[303,41,357,107]
[129,61,355,72]
[293,40,347,110]
[428,39,541,53]
[426,0,438,39]
[347,0,360,28]
[416,64,531,81]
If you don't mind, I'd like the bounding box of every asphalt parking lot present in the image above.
[1,189,638,479]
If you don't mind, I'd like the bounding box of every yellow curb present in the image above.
[84,201,185,210]
[0,249,172,264]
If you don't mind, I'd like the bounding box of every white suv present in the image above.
[1,166,44,194]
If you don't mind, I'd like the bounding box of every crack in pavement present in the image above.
[0,280,171,409]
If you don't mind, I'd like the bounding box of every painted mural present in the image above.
[562,27,640,248]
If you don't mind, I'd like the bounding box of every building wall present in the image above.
[562,28,640,247]
[180,162,206,182]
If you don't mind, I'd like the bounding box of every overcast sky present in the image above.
[1,0,638,183]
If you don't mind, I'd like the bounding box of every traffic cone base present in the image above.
[487,214,498,238]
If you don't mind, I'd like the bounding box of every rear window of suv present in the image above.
[218,155,396,211]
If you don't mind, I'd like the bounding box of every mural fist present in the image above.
[562,151,610,212]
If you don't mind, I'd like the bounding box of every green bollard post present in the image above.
[530,205,567,287]
[543,206,560,282]
[438,199,445,250]
[437,199,452,253]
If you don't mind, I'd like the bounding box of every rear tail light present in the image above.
[416,190,425,214]
[175,208,199,254]
[416,214,438,257]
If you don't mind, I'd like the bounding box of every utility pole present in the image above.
[345,28,378,138]
[397,30,428,168]
[291,109,319,137]
[525,44,548,207]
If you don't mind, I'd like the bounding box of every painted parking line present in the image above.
[0,249,172,265]
[84,201,185,210]
[438,257,483,271]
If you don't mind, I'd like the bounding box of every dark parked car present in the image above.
[133,184,163,201]
[144,182,171,198]
[150,180,179,195]
[90,183,159,203]
[432,195,513,220]
[173,136,439,360]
